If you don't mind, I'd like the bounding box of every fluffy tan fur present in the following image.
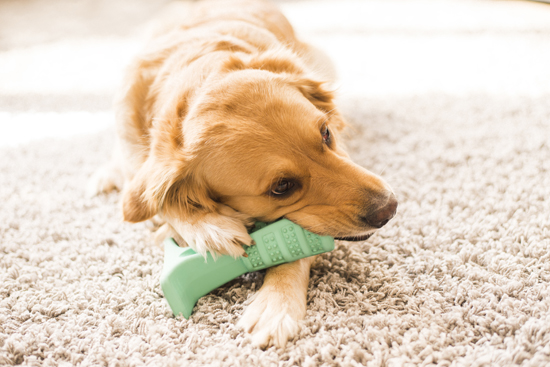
[89,0,396,348]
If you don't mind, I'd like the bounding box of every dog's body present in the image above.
[89,0,397,348]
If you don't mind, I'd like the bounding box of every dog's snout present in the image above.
[361,193,398,228]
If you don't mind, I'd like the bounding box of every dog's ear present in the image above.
[161,175,217,219]
[122,167,159,223]
[289,77,335,113]
[121,155,218,223]
[121,154,178,223]
[121,118,218,222]
[288,76,348,133]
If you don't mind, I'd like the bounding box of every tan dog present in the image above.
[88,0,397,348]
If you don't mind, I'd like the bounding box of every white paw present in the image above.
[166,208,253,258]
[238,285,305,349]
[86,163,124,198]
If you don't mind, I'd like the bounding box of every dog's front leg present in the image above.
[238,256,316,349]
[163,204,255,258]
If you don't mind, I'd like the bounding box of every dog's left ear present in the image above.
[289,78,335,113]
[289,77,347,132]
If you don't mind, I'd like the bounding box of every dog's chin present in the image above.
[334,233,374,242]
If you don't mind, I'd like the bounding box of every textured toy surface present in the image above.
[160,219,335,318]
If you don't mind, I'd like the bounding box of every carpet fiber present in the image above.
[2,0,550,366]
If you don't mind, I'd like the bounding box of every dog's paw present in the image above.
[238,284,305,349]
[86,163,124,198]
[167,207,253,258]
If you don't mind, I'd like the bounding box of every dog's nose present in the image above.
[362,193,398,228]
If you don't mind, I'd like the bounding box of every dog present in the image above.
[88,0,397,348]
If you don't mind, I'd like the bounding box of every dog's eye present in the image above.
[322,125,330,144]
[271,180,295,196]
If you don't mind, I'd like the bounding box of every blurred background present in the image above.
[1,0,550,147]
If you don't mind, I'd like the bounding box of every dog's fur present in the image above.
[89,0,396,348]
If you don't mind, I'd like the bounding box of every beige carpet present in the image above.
[2,0,550,366]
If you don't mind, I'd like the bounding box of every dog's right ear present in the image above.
[121,159,218,223]
[121,140,217,224]
[121,113,187,223]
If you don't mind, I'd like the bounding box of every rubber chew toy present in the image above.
[161,219,335,318]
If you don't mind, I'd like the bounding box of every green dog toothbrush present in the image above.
[160,219,335,318]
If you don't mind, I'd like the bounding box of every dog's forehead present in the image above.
[204,76,325,138]
[199,71,323,124]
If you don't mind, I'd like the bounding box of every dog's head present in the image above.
[122,66,397,240]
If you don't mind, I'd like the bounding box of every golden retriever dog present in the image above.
[88,0,397,348]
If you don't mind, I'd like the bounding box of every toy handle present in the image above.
[161,238,248,318]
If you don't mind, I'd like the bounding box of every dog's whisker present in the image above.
[377,163,389,176]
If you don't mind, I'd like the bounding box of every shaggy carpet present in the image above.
[2,94,550,366]
[2,0,550,366]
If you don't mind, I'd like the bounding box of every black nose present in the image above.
[361,193,398,228]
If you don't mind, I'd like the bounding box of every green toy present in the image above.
[160,219,335,318]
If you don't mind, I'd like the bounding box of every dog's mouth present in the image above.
[279,216,375,242]
[334,233,373,242]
